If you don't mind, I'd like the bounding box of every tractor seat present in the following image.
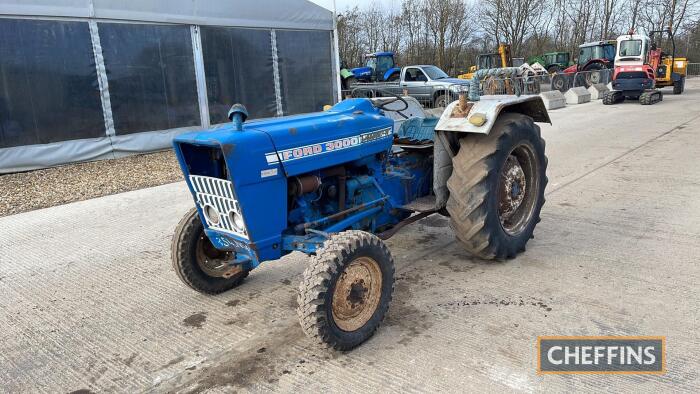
[393,117,437,148]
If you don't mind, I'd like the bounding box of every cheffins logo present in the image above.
[537,336,665,374]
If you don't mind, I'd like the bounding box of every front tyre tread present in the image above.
[297,230,394,351]
[171,207,249,295]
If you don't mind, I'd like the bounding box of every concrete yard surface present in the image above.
[2,81,700,393]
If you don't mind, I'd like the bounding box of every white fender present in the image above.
[435,95,551,135]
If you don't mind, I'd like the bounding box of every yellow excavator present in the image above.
[458,43,512,79]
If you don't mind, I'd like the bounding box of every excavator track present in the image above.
[602,91,624,105]
[640,90,663,105]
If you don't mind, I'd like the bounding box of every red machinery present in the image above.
[603,28,685,105]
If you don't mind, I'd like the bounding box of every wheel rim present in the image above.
[498,143,540,236]
[553,77,564,90]
[195,233,237,277]
[331,257,383,332]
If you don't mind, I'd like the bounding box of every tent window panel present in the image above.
[200,27,277,124]
[0,19,104,149]
[276,30,333,116]
[99,23,199,135]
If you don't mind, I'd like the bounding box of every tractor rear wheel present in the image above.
[297,231,394,350]
[172,208,249,294]
[446,113,547,260]
[551,74,568,92]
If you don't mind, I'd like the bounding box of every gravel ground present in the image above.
[0,150,182,217]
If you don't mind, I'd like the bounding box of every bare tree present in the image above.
[337,0,700,75]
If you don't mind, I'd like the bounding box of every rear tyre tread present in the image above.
[446,114,548,260]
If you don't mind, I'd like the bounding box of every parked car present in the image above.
[351,64,469,108]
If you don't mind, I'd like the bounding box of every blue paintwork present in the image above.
[350,66,373,78]
[173,98,435,271]
[350,52,399,82]
[613,77,653,93]
[383,67,401,81]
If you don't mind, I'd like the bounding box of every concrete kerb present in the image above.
[540,90,566,110]
[588,83,609,100]
[565,86,591,104]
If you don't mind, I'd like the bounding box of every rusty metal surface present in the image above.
[196,233,237,278]
[331,257,383,332]
[378,210,436,240]
[498,156,526,224]
[498,144,539,236]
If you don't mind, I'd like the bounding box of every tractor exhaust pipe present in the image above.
[227,104,249,131]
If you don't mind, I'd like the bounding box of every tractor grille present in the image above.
[189,175,248,239]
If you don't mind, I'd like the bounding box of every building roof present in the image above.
[0,0,333,30]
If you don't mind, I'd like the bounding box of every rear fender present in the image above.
[435,95,550,135]
[432,95,551,210]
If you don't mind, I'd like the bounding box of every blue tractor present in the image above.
[349,52,401,84]
[171,86,551,350]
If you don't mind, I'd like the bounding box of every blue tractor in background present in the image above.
[171,84,551,350]
[348,52,401,84]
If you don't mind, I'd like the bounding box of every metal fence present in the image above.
[341,83,461,109]
[688,63,700,78]
[340,68,614,110]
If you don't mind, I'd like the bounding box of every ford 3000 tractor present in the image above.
[171,85,551,350]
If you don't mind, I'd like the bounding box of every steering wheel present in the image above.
[373,89,409,112]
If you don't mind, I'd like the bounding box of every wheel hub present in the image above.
[196,234,241,278]
[499,155,527,221]
[497,143,539,236]
[332,257,382,332]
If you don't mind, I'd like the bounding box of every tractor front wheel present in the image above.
[446,114,548,260]
[171,208,249,294]
[343,76,358,91]
[297,231,394,350]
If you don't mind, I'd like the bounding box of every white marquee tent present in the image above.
[0,0,338,172]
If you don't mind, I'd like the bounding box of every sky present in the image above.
[309,0,400,12]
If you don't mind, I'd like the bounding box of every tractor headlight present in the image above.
[189,174,248,239]
[229,211,245,232]
[203,204,220,225]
